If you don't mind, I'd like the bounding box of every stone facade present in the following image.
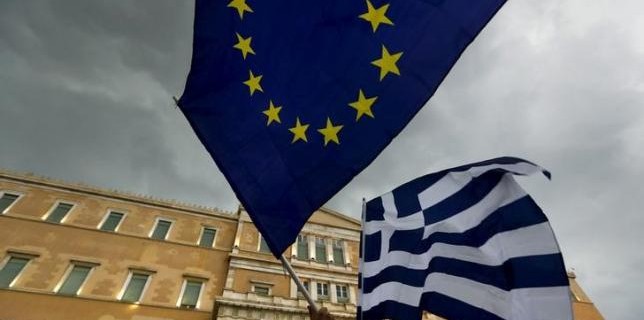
[0,170,237,320]
[216,208,360,320]
[0,170,360,320]
[569,272,605,320]
[0,169,603,319]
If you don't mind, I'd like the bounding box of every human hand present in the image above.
[308,306,335,320]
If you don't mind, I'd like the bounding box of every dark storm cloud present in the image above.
[1,0,643,319]
[329,1,644,319]
[0,0,236,209]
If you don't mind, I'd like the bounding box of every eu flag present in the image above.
[179,0,506,256]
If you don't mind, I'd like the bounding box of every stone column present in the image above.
[290,278,297,298]
[310,280,318,300]
[291,241,298,258]
[326,239,333,263]
[233,221,244,253]
[308,236,316,261]
[330,283,338,303]
[225,267,236,289]
[343,241,350,266]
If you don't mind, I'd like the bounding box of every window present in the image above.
[296,234,309,260]
[315,237,327,262]
[99,211,125,232]
[316,282,329,300]
[332,240,345,265]
[0,256,30,288]
[199,228,217,248]
[253,284,271,296]
[179,279,204,309]
[297,280,310,297]
[57,264,92,295]
[258,234,271,253]
[45,202,73,223]
[120,272,151,303]
[336,284,349,302]
[150,219,172,240]
[0,192,20,214]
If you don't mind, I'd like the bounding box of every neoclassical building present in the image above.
[0,169,603,319]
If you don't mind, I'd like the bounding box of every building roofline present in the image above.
[0,168,237,220]
[317,206,361,226]
[238,204,361,228]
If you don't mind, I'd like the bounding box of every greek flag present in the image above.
[358,157,572,320]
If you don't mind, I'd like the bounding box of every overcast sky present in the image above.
[1,0,642,318]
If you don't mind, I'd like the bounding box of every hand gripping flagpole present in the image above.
[280,254,318,313]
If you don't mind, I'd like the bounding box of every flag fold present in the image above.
[358,157,572,320]
[179,0,506,256]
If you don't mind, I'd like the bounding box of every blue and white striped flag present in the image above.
[358,157,572,320]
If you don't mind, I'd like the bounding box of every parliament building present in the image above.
[0,169,603,319]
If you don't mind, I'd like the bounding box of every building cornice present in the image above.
[0,169,237,221]
[216,289,356,317]
[0,214,234,253]
[0,287,212,314]
[229,254,358,282]
[317,207,361,227]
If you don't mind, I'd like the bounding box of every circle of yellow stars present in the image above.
[228,0,402,147]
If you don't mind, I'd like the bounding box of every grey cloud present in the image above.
[330,1,644,319]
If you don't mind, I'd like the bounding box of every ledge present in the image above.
[216,290,356,317]
[0,171,237,220]
[0,214,233,254]
[0,287,211,313]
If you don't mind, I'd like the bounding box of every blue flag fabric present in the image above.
[358,157,572,320]
[179,0,506,256]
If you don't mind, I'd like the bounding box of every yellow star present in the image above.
[262,100,282,125]
[289,117,310,143]
[359,0,394,32]
[227,0,253,19]
[317,118,344,146]
[371,45,403,81]
[233,33,255,59]
[243,70,263,96]
[349,89,378,121]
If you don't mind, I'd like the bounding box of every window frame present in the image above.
[297,280,310,298]
[176,278,205,309]
[332,239,345,266]
[148,217,174,240]
[0,191,23,215]
[251,282,273,297]
[296,234,309,260]
[336,284,349,302]
[0,253,36,288]
[97,209,127,232]
[314,236,327,262]
[53,261,97,296]
[118,270,153,303]
[257,233,271,254]
[316,282,329,300]
[42,200,76,224]
[198,226,218,248]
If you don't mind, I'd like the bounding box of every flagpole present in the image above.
[279,254,318,313]
[358,198,367,320]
